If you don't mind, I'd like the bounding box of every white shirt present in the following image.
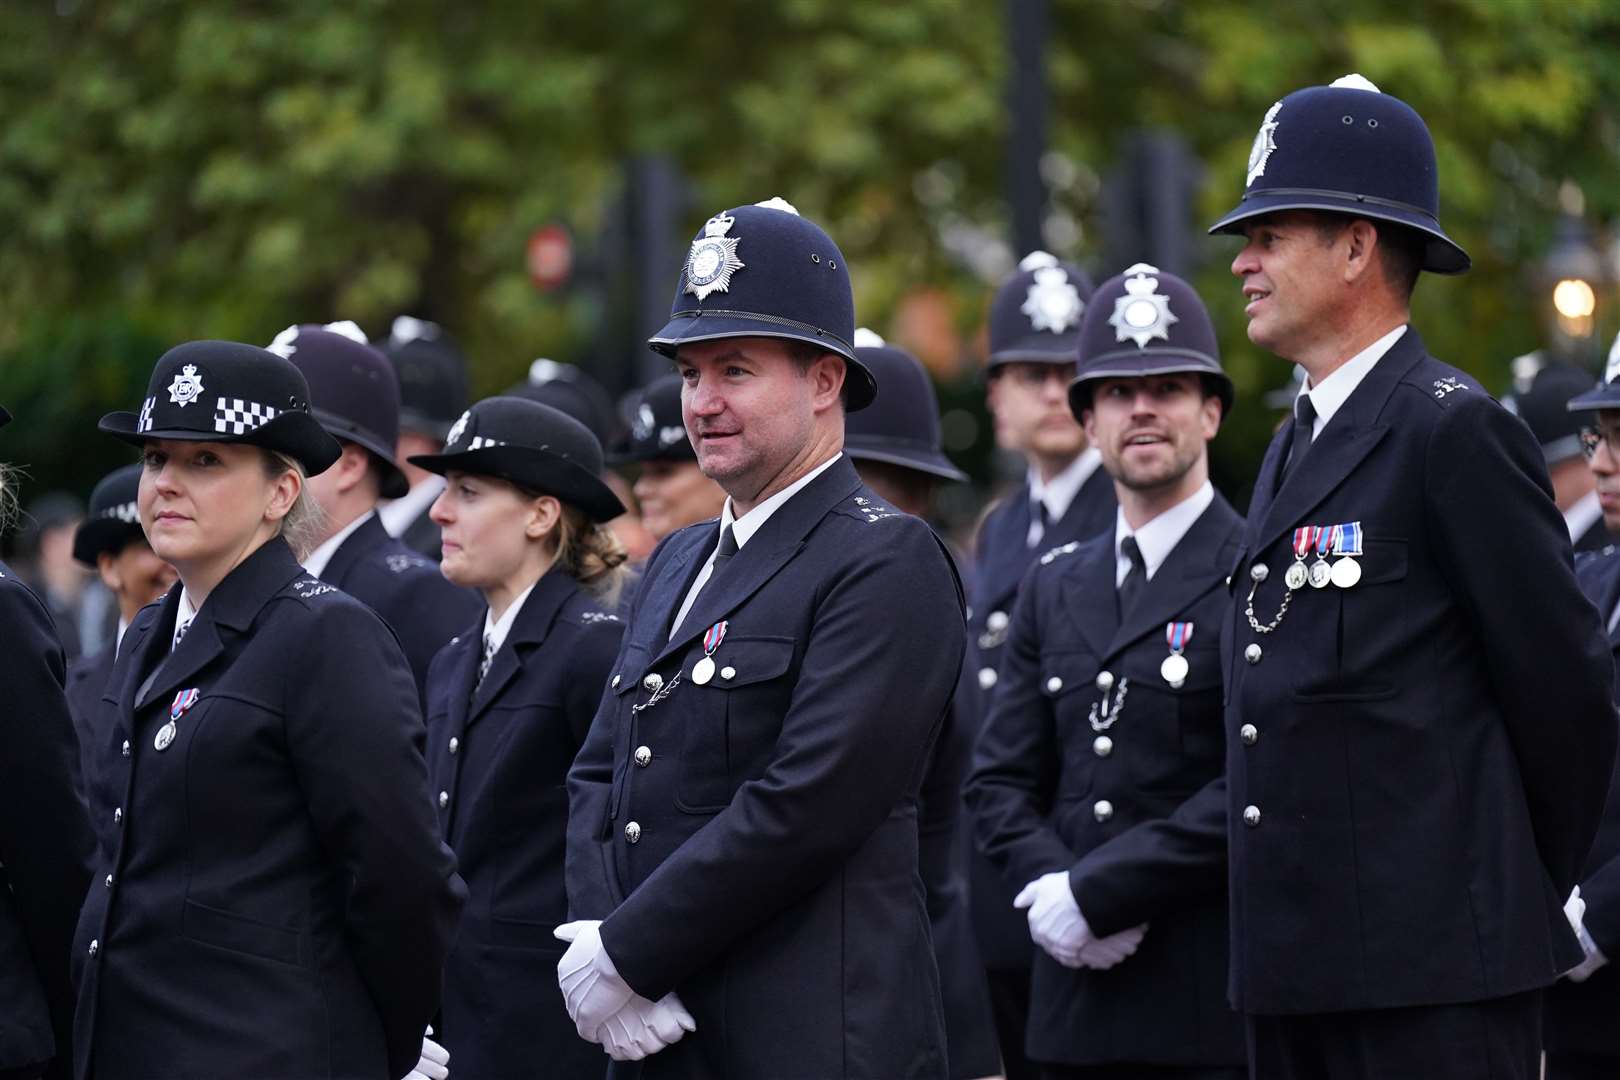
[483,578,539,659]
[1566,490,1603,545]
[669,453,844,639]
[1297,324,1409,438]
[1027,448,1104,548]
[172,589,198,652]
[301,510,376,580]
[1114,481,1215,587]
[115,617,131,656]
[378,475,445,538]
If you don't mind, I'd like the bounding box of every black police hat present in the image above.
[99,340,343,476]
[611,374,695,465]
[505,359,620,447]
[1209,75,1469,274]
[382,316,470,441]
[987,251,1095,369]
[1502,362,1591,462]
[1068,263,1234,418]
[648,199,877,412]
[270,323,409,499]
[845,330,967,483]
[72,463,146,566]
[1566,337,1620,415]
[408,396,625,522]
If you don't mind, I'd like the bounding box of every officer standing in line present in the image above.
[272,323,481,704]
[969,250,1110,1080]
[64,464,177,762]
[562,199,967,1078]
[0,404,96,1080]
[379,316,471,560]
[966,266,1245,1080]
[845,328,1001,1080]
[1212,76,1615,1079]
[1543,363,1620,1079]
[1510,362,1611,553]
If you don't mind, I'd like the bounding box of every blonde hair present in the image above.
[550,502,629,607]
[0,464,19,536]
[260,449,327,560]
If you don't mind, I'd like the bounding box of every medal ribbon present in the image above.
[1292,527,1313,560]
[1311,525,1330,558]
[702,620,729,656]
[1164,621,1194,653]
[1332,521,1363,556]
[170,688,198,720]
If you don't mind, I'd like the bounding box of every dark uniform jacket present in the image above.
[1546,546,1620,1060]
[567,456,966,1080]
[317,513,480,707]
[0,563,94,1080]
[72,539,467,1080]
[966,495,1245,1067]
[966,466,1115,970]
[1223,328,1617,1016]
[1574,515,1612,555]
[425,569,624,1080]
[66,645,118,794]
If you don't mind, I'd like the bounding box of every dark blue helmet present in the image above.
[1502,362,1591,462]
[1208,75,1469,275]
[987,251,1094,369]
[381,316,470,441]
[648,198,877,411]
[505,358,619,448]
[1068,263,1233,419]
[72,463,146,566]
[845,329,967,483]
[611,374,694,465]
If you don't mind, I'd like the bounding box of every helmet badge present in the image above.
[1109,264,1180,349]
[168,364,206,408]
[684,212,746,302]
[1022,267,1084,334]
[1247,100,1283,188]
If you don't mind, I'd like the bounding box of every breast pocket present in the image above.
[676,635,795,813]
[1298,537,1408,701]
[1039,650,1104,801]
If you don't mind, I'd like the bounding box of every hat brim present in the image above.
[1068,355,1236,418]
[98,411,344,477]
[398,407,453,441]
[408,445,625,522]
[843,440,969,483]
[1567,385,1620,412]
[72,518,146,567]
[987,347,1080,370]
[312,407,409,499]
[649,314,877,412]
[1208,193,1470,275]
[608,440,697,467]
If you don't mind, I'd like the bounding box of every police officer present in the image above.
[845,329,1000,1080]
[380,316,471,559]
[272,323,481,704]
[412,396,632,1076]
[966,266,1245,1080]
[1211,76,1615,1078]
[562,199,967,1078]
[614,374,726,545]
[1511,362,1611,552]
[0,404,95,1080]
[77,342,466,1080]
[64,464,177,765]
[1544,362,1620,1078]
[970,250,1110,1080]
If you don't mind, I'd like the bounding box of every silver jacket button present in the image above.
[1093,735,1113,757]
[1240,723,1259,746]
[1095,671,1114,692]
[625,821,642,844]
[634,746,652,767]
[121,739,130,757]
[720,666,736,680]
[448,737,460,754]
[1250,563,1269,583]
[1243,805,1262,827]
[978,667,998,690]
[114,808,123,825]
[986,610,1009,633]
[438,791,449,808]
[1093,799,1114,823]
[611,675,621,688]
[1045,676,1063,694]
[642,673,663,692]
[1244,643,1263,664]
[88,939,99,957]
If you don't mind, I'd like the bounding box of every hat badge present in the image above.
[168,364,206,408]
[684,212,746,302]
[1109,263,1180,349]
[1605,331,1620,386]
[1022,266,1084,334]
[445,410,471,448]
[1246,100,1282,188]
[633,402,655,441]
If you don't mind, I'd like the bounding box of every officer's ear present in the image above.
[1341,219,1382,286]
[805,351,846,414]
[525,493,563,542]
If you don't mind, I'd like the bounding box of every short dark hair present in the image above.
[1307,212,1423,302]
[785,339,849,405]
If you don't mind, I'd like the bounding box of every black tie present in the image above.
[1028,499,1053,549]
[711,523,739,575]
[1281,395,1318,484]
[1118,535,1146,620]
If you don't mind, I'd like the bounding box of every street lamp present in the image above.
[1539,182,1605,358]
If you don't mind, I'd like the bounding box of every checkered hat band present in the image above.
[214,397,280,435]
[98,501,140,523]
[467,435,506,450]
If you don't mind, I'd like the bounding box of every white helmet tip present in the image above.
[1330,73,1381,93]
[754,196,800,216]
[853,328,886,349]
[1018,250,1060,272]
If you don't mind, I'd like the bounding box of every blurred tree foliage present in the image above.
[2,0,1617,509]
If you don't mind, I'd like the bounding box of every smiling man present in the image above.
[1211,77,1615,1080]
[562,200,967,1079]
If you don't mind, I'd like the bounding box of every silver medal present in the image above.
[1331,557,1362,589]
[1285,560,1309,590]
[691,656,716,685]
[1160,653,1189,688]
[1308,558,1332,589]
[154,720,177,751]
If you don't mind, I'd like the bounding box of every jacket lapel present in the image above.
[467,570,579,725]
[319,512,387,586]
[1106,495,1242,658]
[630,531,708,656]
[1056,540,1120,657]
[976,487,1036,609]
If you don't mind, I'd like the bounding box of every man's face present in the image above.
[1083,373,1219,493]
[676,338,841,502]
[1587,410,1620,532]
[1230,211,1346,360]
[986,361,1086,460]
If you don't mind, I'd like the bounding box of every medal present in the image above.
[1330,520,1363,588]
[1308,525,1333,589]
[156,688,199,752]
[1286,527,1311,590]
[692,620,729,686]
[1161,621,1194,688]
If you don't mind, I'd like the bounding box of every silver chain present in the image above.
[1245,577,1294,634]
[1088,678,1129,732]
[632,672,682,714]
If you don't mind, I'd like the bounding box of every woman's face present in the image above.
[430,471,554,591]
[138,440,289,576]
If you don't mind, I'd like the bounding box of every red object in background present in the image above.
[527,224,573,292]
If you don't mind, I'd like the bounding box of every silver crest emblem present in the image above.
[1022,267,1084,334]
[1109,263,1179,348]
[167,364,205,408]
[1247,100,1282,187]
[445,411,471,448]
[684,213,745,302]
[632,402,655,441]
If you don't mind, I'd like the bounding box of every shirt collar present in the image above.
[719,452,843,551]
[1028,448,1103,524]
[172,588,198,652]
[482,577,540,658]
[378,475,445,537]
[1114,480,1215,586]
[115,616,130,655]
[1565,489,1604,544]
[301,509,376,579]
[1298,324,1408,437]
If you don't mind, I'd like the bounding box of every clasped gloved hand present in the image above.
[556,920,698,1060]
[400,1026,449,1080]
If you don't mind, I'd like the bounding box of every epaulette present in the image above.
[289,576,339,600]
[842,493,902,524]
[579,610,622,625]
[384,552,431,574]
[1038,540,1082,566]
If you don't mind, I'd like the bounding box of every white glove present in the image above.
[1014,871,1091,967]
[595,991,697,1061]
[1076,924,1149,970]
[400,1027,449,1080]
[555,920,634,1041]
[1565,885,1609,983]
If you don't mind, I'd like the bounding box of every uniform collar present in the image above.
[1114,480,1215,585]
[1028,447,1102,525]
[719,451,843,551]
[172,588,198,651]
[1566,490,1603,544]
[1299,323,1407,437]
[302,509,375,579]
[482,576,540,658]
